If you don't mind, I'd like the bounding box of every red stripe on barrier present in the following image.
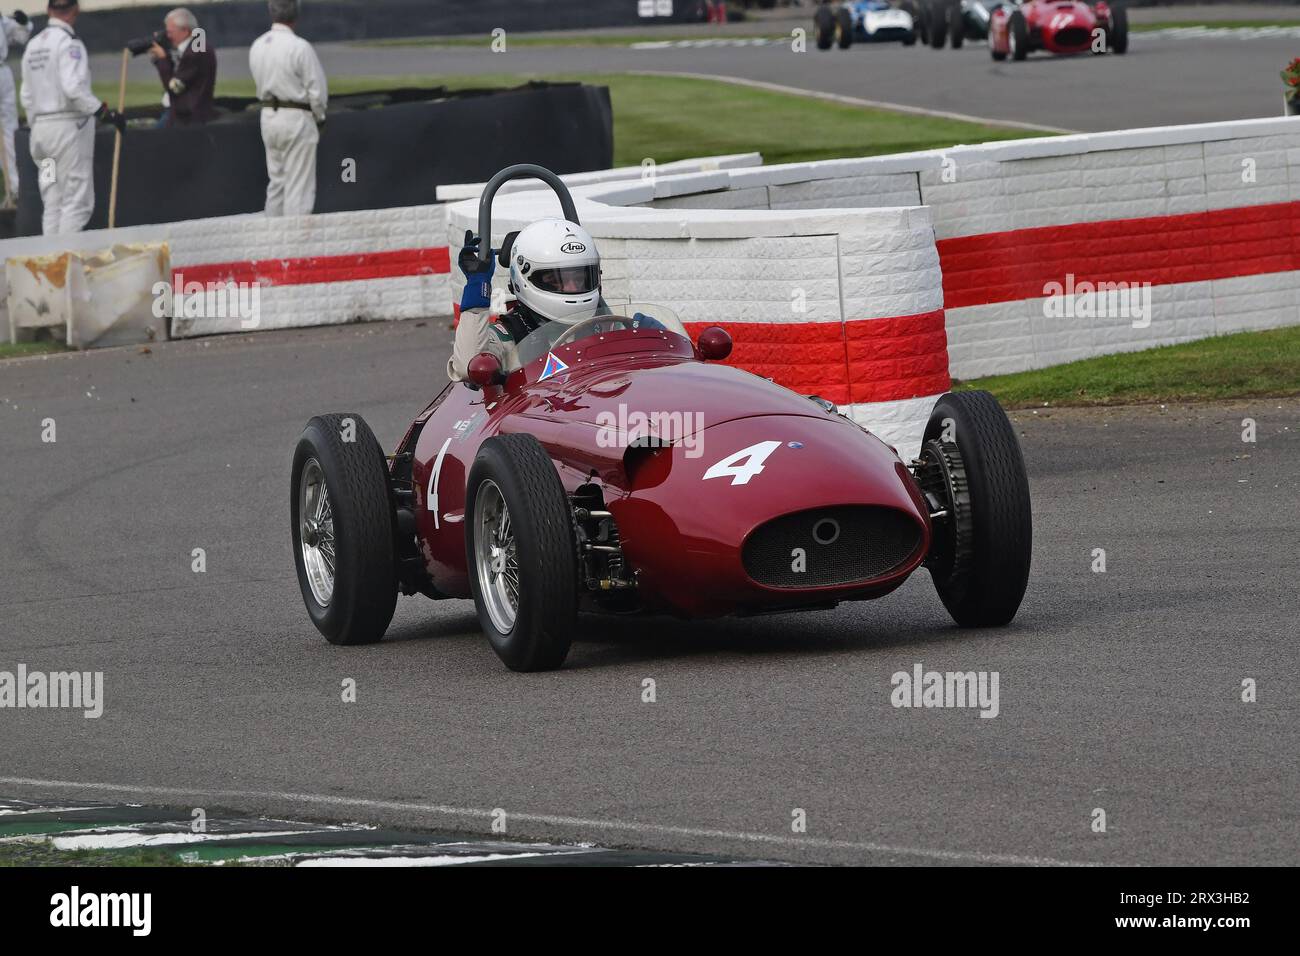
[938,200,1300,309]
[174,247,451,289]
[845,310,951,404]
[685,311,949,407]
[685,319,852,405]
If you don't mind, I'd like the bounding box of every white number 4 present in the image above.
[702,440,782,486]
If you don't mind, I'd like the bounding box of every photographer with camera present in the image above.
[133,8,215,128]
[20,0,126,235]
[0,8,31,206]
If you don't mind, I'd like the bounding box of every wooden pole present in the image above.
[107,47,128,229]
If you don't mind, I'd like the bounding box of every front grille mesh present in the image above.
[742,506,921,589]
[1055,27,1088,46]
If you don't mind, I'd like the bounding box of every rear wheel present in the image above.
[929,1,948,48]
[291,413,397,645]
[948,2,964,48]
[1009,9,1028,59]
[1108,4,1128,53]
[837,6,854,48]
[918,391,1031,627]
[465,434,578,671]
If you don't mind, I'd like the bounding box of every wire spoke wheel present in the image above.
[299,458,335,606]
[474,479,520,633]
[290,412,397,646]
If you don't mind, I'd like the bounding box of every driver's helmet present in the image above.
[508,218,602,325]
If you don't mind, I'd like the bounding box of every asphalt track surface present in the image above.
[90,29,1300,134]
[1,323,1296,865]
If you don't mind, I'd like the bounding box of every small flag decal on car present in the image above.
[539,352,569,381]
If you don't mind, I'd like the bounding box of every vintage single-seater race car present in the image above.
[918,0,1007,49]
[290,165,1032,671]
[989,0,1127,60]
[814,0,918,49]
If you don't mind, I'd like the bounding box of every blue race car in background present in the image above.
[814,0,919,49]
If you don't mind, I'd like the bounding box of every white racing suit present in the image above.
[0,14,32,203]
[448,306,524,383]
[19,18,101,234]
[249,23,328,217]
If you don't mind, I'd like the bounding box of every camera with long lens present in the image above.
[126,29,171,57]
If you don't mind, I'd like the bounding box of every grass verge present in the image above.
[0,840,201,867]
[93,72,1046,167]
[956,327,1300,408]
[355,34,789,49]
[0,340,68,360]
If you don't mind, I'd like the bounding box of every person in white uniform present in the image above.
[249,0,327,217]
[0,9,32,205]
[19,0,125,235]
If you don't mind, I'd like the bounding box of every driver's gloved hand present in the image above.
[458,230,495,312]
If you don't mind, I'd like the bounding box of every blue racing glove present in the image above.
[458,230,495,312]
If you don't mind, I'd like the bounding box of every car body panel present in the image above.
[850,0,917,42]
[401,324,932,617]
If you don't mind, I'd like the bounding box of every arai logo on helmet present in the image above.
[560,241,587,255]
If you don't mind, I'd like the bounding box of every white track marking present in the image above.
[631,70,1076,133]
[427,436,453,530]
[51,830,308,850]
[296,853,545,867]
[0,776,1096,866]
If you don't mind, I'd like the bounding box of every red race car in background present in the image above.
[289,166,1033,671]
[990,0,1127,61]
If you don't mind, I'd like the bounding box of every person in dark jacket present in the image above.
[149,7,216,127]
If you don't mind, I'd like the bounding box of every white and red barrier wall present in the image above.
[4,118,1299,458]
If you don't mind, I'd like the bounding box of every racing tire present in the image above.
[465,433,578,672]
[948,2,964,48]
[291,413,398,646]
[1009,9,1028,60]
[814,5,836,50]
[837,6,854,49]
[921,391,1032,628]
[1108,5,1128,54]
[899,0,923,44]
[929,3,948,48]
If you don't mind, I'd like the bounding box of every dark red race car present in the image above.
[989,0,1127,61]
[290,165,1032,671]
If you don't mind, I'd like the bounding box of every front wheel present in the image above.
[465,434,579,671]
[948,3,964,48]
[291,413,398,645]
[1009,9,1028,60]
[918,391,1031,627]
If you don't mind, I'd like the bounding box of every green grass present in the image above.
[0,840,204,867]
[0,340,68,360]
[92,72,1045,167]
[956,327,1300,408]
[355,33,789,49]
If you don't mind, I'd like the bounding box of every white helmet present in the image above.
[507,218,601,325]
